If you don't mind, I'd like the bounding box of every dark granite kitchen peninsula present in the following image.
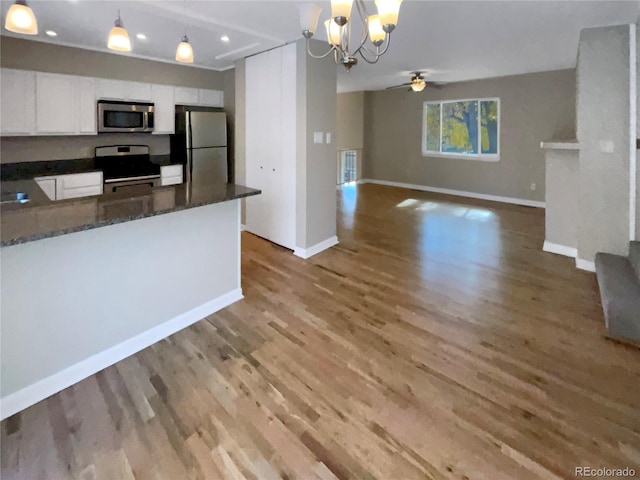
[0,159,260,418]
[1,158,260,246]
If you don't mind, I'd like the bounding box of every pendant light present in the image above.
[107,10,131,52]
[4,0,38,35]
[175,0,194,63]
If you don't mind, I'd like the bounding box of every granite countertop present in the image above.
[0,154,178,181]
[1,159,260,246]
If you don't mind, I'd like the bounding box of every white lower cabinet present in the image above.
[160,165,184,186]
[56,172,103,200]
[35,172,103,201]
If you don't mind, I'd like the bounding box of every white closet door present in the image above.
[275,43,297,250]
[245,50,272,241]
[245,44,297,250]
[259,47,282,245]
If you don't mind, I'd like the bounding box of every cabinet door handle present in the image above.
[272,168,275,172]
[260,166,263,169]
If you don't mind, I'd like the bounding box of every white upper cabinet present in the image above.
[127,82,152,102]
[98,79,151,102]
[0,69,36,135]
[174,87,200,105]
[78,77,97,134]
[0,69,225,136]
[151,85,175,134]
[199,89,224,107]
[97,79,128,100]
[36,73,78,134]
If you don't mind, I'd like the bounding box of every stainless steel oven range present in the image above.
[95,145,161,192]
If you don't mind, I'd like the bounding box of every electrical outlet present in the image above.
[530,183,536,191]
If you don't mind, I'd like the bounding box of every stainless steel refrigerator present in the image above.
[171,106,229,192]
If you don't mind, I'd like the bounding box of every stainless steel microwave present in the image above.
[97,100,155,133]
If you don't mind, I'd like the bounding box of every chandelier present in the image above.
[299,0,402,71]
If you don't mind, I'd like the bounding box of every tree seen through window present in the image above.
[423,98,499,158]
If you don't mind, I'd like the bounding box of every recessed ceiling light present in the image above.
[136,33,146,40]
[45,30,57,37]
[220,35,229,43]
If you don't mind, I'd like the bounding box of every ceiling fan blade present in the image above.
[425,81,446,89]
[386,82,412,90]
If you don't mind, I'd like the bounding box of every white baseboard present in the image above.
[294,236,339,260]
[240,224,247,231]
[543,241,578,258]
[576,258,596,272]
[358,179,545,209]
[0,288,243,421]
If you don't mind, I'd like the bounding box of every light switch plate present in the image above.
[325,132,332,144]
[314,132,323,144]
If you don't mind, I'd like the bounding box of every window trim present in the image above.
[421,97,501,161]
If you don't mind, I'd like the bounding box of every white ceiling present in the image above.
[2,0,639,92]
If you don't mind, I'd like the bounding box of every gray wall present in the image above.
[1,134,170,163]
[363,69,576,202]
[577,25,633,261]
[0,37,226,164]
[301,40,337,247]
[544,149,580,249]
[337,91,364,151]
[1,36,224,89]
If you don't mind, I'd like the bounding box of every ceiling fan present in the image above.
[386,72,444,92]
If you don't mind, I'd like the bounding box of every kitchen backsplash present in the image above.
[0,134,170,164]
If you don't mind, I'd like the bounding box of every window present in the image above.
[422,98,500,160]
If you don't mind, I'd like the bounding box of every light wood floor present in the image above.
[2,183,640,480]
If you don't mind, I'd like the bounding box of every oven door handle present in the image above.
[110,181,156,193]
[104,174,160,183]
